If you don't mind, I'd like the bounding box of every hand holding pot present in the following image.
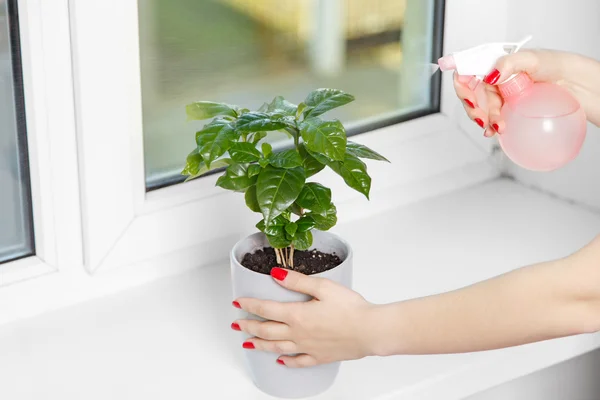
[233,267,376,367]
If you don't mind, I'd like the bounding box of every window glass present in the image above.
[139,0,443,189]
[0,0,35,264]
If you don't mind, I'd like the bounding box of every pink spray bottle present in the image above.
[437,35,587,172]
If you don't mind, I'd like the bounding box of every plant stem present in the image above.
[283,248,288,268]
[275,248,282,265]
[290,244,295,269]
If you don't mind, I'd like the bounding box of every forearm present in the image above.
[369,236,600,356]
[560,52,600,126]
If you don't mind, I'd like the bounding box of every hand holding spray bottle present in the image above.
[437,36,587,172]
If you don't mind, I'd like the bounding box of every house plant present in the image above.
[182,88,388,398]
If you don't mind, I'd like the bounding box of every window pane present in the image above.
[0,0,35,264]
[139,0,442,189]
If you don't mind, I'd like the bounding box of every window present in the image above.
[138,0,444,189]
[0,0,34,264]
[2,0,512,315]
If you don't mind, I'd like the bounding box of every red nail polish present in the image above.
[474,118,484,128]
[492,123,500,132]
[464,99,475,108]
[277,359,285,365]
[243,342,255,349]
[483,69,501,85]
[270,267,288,281]
[231,322,241,331]
[232,301,241,309]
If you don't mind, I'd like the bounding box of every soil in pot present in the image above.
[241,247,342,275]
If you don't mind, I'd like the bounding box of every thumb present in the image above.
[270,267,332,299]
[483,50,540,85]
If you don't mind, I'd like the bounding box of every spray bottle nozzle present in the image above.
[436,35,533,79]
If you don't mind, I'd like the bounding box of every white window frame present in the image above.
[0,0,82,286]
[0,0,509,323]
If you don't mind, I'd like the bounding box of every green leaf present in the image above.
[262,142,273,158]
[267,233,292,249]
[183,157,232,182]
[197,120,238,168]
[258,158,270,168]
[309,203,337,231]
[346,141,390,162]
[300,117,347,161]
[255,219,266,232]
[296,216,316,232]
[229,142,262,163]
[186,101,238,120]
[299,144,326,178]
[256,166,306,225]
[267,96,297,117]
[303,88,355,118]
[195,119,232,147]
[259,215,288,236]
[285,222,298,238]
[257,102,269,112]
[237,112,287,133]
[296,102,307,120]
[181,148,203,176]
[216,163,256,192]
[251,132,267,144]
[328,154,371,199]
[247,164,261,178]
[245,185,261,213]
[296,183,332,214]
[269,149,303,169]
[292,230,313,251]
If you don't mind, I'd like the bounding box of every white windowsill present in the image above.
[1,178,599,400]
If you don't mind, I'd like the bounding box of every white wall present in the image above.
[504,0,600,210]
[466,349,600,400]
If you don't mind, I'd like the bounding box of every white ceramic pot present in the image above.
[230,229,353,398]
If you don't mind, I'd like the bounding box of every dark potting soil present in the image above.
[241,247,342,275]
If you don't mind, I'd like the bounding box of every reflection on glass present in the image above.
[0,0,35,264]
[139,0,439,188]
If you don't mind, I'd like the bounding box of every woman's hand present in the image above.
[454,49,600,137]
[232,268,376,367]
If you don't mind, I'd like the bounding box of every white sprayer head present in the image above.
[438,35,532,80]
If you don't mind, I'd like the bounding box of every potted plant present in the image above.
[182,88,388,398]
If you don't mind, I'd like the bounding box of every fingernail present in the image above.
[483,69,501,85]
[464,99,475,108]
[492,123,500,132]
[483,129,494,138]
[277,359,285,365]
[474,118,484,128]
[231,322,241,331]
[232,301,241,309]
[271,267,288,281]
[243,342,255,349]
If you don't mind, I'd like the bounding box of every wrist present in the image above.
[360,303,398,357]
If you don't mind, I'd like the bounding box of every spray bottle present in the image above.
[437,35,587,172]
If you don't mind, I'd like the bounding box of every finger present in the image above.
[483,86,504,137]
[462,105,489,129]
[483,50,540,85]
[453,72,477,108]
[235,298,289,322]
[277,354,319,369]
[270,268,334,299]
[235,319,290,341]
[243,338,298,355]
